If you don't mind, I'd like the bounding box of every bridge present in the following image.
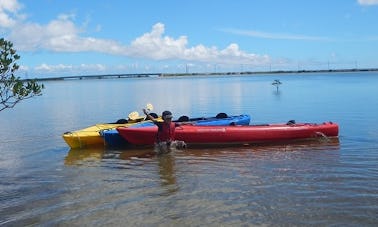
[23,67,378,82]
[31,73,162,81]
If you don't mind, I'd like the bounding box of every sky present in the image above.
[1,0,378,78]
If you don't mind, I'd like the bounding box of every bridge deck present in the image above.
[30,73,161,81]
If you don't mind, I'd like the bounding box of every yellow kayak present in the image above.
[63,104,157,149]
[62,117,146,149]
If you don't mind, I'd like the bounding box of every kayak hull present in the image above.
[103,114,251,147]
[62,117,146,149]
[117,122,339,146]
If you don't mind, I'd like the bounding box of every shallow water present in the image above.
[0,72,377,226]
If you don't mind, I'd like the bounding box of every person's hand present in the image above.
[143,108,148,115]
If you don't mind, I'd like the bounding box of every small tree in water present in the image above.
[0,38,44,112]
[272,79,282,92]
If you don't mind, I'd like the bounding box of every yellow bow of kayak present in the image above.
[62,117,146,149]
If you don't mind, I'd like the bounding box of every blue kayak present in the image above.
[102,114,251,148]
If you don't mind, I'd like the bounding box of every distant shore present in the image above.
[161,67,378,77]
[29,67,378,82]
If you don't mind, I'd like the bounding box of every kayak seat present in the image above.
[216,113,228,118]
[287,120,296,125]
[115,119,128,124]
[190,117,205,121]
[178,115,190,122]
[149,112,159,118]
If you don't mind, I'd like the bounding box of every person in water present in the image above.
[143,109,186,154]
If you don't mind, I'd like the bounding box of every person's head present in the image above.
[162,110,173,122]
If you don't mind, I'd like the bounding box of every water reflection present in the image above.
[64,147,179,193]
[157,154,177,187]
[64,148,104,165]
[250,137,340,152]
[273,89,282,97]
[181,138,340,157]
[65,147,151,163]
[60,138,345,225]
[65,138,340,165]
[119,148,179,194]
[118,148,155,160]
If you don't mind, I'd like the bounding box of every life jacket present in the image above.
[156,122,176,142]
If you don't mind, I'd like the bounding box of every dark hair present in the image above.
[162,110,172,119]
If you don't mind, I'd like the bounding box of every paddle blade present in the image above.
[146,103,153,112]
[128,111,140,120]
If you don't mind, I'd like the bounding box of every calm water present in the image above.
[0,72,377,226]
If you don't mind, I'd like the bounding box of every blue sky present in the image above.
[1,0,378,78]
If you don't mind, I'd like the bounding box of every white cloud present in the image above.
[11,17,263,65]
[0,0,22,27]
[220,28,331,41]
[35,63,72,72]
[32,63,107,76]
[357,0,378,5]
[128,23,188,60]
[1,1,269,68]
[9,13,124,53]
[126,23,270,65]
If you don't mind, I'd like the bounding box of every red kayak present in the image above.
[117,121,339,146]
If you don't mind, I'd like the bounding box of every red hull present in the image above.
[117,122,339,146]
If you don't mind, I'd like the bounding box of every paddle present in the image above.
[128,103,154,121]
[128,111,140,121]
[146,103,153,112]
[143,103,155,120]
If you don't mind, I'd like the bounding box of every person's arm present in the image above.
[143,108,157,122]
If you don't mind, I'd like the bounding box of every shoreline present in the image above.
[162,67,378,77]
[28,67,378,82]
